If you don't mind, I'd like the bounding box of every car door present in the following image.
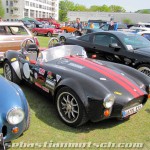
[92,33,126,62]
[0,25,32,53]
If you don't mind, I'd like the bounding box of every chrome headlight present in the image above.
[7,108,25,125]
[103,94,115,108]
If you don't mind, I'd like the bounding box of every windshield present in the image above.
[37,45,87,63]
[120,33,150,50]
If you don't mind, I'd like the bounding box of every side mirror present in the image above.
[30,60,36,65]
[109,43,121,50]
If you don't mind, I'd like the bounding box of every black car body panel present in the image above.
[4,45,150,123]
[65,31,150,68]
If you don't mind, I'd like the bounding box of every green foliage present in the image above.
[0,0,4,17]
[59,0,126,22]
[123,18,132,24]
[136,9,150,14]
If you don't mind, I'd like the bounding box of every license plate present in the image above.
[122,104,143,118]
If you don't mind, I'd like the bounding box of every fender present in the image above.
[4,50,22,80]
[54,78,89,110]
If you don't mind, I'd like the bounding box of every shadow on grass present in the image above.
[145,109,150,114]
[21,83,124,133]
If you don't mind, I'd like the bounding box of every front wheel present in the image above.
[3,60,21,84]
[47,32,52,37]
[137,64,150,77]
[56,87,88,127]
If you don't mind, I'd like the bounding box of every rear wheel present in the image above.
[59,36,66,43]
[47,32,52,37]
[56,87,88,127]
[137,64,150,77]
[34,31,38,36]
[3,60,21,84]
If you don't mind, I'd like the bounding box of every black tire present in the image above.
[64,29,68,33]
[3,60,21,84]
[137,64,150,77]
[56,87,88,127]
[34,31,38,36]
[59,36,66,43]
[47,32,52,37]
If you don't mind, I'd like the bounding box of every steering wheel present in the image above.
[21,38,34,54]
[48,37,59,48]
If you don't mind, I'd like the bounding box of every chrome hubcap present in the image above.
[57,92,79,123]
[138,67,150,76]
[4,64,12,81]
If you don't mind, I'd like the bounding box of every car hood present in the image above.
[0,76,23,113]
[134,47,150,56]
[54,56,146,100]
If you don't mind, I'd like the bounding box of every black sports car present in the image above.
[3,39,150,127]
[65,31,150,77]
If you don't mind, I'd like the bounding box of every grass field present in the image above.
[1,36,150,150]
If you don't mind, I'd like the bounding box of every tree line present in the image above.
[59,0,126,21]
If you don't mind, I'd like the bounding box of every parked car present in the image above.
[0,22,39,62]
[65,31,150,77]
[32,25,62,37]
[0,75,30,149]
[58,28,103,42]
[61,26,77,33]
[21,20,34,29]
[136,31,150,41]
[28,20,43,28]
[3,39,150,127]
[87,20,107,29]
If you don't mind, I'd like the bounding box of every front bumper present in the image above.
[87,95,147,122]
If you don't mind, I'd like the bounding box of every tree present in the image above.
[59,0,76,21]
[123,18,132,24]
[109,5,126,12]
[0,0,4,17]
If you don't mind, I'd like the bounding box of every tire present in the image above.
[3,60,21,84]
[137,64,150,77]
[56,87,88,127]
[34,31,38,36]
[59,36,66,43]
[64,29,68,33]
[47,32,52,37]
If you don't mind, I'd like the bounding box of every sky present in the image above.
[71,0,149,12]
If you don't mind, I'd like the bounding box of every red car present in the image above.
[32,25,62,37]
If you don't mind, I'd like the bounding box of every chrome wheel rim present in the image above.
[57,92,79,123]
[60,37,66,43]
[48,32,51,37]
[48,38,59,48]
[4,63,12,81]
[34,31,37,36]
[138,67,150,76]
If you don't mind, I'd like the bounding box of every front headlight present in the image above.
[103,94,115,108]
[7,108,25,125]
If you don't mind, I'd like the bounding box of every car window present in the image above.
[93,34,120,47]
[8,26,28,35]
[0,26,9,35]
[101,24,109,31]
[79,34,90,42]
[143,34,150,40]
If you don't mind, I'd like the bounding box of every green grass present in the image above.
[36,35,50,48]
[1,37,150,150]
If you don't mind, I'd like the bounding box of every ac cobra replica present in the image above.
[3,39,150,127]
[0,75,30,150]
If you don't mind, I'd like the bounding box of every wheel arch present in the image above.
[4,51,22,80]
[54,78,88,109]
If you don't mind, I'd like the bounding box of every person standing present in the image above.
[74,18,82,31]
